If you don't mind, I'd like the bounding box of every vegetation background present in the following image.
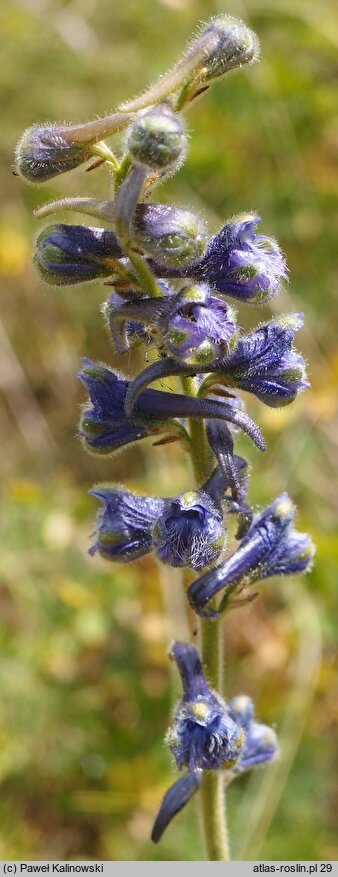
[0,0,337,861]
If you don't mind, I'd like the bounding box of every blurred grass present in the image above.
[0,0,337,861]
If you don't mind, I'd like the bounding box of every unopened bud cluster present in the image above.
[16,13,314,850]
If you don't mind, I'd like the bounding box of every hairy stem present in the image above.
[181,374,229,861]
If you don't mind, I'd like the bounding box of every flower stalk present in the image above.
[17,12,314,862]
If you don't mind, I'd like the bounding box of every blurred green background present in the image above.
[1,0,337,861]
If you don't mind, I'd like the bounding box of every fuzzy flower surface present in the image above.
[188,493,315,616]
[78,359,266,456]
[163,283,236,364]
[229,696,278,775]
[150,213,287,303]
[34,224,123,286]
[221,314,309,406]
[152,489,225,570]
[88,486,165,562]
[197,213,287,302]
[166,642,244,771]
[15,125,93,183]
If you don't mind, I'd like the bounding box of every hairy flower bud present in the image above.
[191,15,260,86]
[34,224,123,286]
[162,283,236,363]
[15,125,94,183]
[152,489,225,570]
[166,642,244,771]
[127,104,186,170]
[133,204,207,269]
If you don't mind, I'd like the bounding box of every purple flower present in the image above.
[163,283,236,364]
[166,642,244,771]
[221,314,309,407]
[122,312,306,413]
[34,224,123,286]
[188,493,315,617]
[196,213,287,302]
[149,213,287,303]
[88,486,165,562]
[229,696,278,775]
[78,359,266,456]
[152,489,225,570]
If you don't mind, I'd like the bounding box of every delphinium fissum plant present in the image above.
[16,14,315,860]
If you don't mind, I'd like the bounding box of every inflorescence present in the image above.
[16,13,314,850]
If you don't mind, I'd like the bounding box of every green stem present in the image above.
[126,249,164,298]
[181,375,229,861]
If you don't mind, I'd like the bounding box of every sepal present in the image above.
[151,772,201,843]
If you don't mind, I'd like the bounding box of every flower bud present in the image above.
[34,224,123,286]
[133,204,207,269]
[127,104,187,170]
[15,125,94,183]
[192,15,260,86]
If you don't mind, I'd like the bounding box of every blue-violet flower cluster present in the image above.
[17,12,314,857]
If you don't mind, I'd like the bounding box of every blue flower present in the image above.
[149,213,287,303]
[229,696,278,775]
[152,489,225,570]
[88,485,165,562]
[34,224,123,286]
[188,493,315,617]
[78,360,151,454]
[196,213,287,302]
[78,359,266,455]
[220,314,309,407]
[162,283,236,364]
[166,642,244,771]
